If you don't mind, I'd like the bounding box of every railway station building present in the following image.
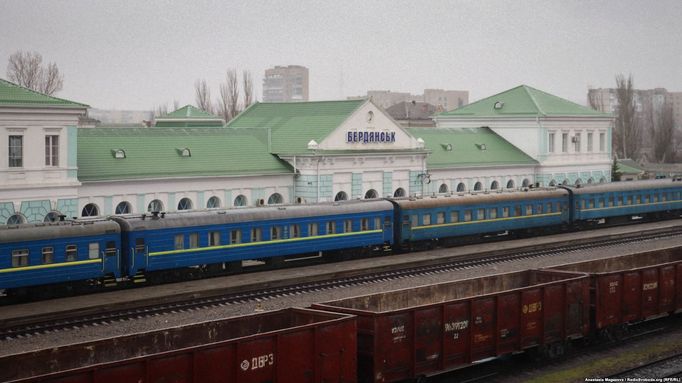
[0,79,613,224]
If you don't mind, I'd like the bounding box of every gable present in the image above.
[0,78,88,108]
[319,101,422,151]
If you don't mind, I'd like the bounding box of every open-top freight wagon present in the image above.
[545,247,682,337]
[312,269,590,383]
[0,308,357,383]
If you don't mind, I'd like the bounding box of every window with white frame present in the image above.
[45,135,59,166]
[587,132,593,152]
[548,132,555,153]
[599,132,606,152]
[9,135,23,167]
[561,133,568,153]
[574,133,581,152]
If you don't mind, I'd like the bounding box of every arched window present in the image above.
[599,177,606,183]
[439,183,448,193]
[44,211,61,222]
[474,182,482,191]
[394,188,406,197]
[574,179,582,187]
[506,180,515,189]
[562,179,569,186]
[267,193,283,204]
[178,198,193,210]
[549,180,557,187]
[207,196,221,209]
[490,181,499,190]
[522,178,530,187]
[81,203,99,217]
[335,191,348,201]
[364,189,378,199]
[456,183,466,192]
[148,199,164,212]
[7,214,25,225]
[234,195,247,207]
[587,178,594,184]
[115,201,132,214]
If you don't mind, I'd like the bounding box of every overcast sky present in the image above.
[2,1,681,110]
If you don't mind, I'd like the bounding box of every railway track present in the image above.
[607,352,682,379]
[2,227,682,341]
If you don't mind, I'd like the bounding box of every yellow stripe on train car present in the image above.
[0,259,103,274]
[149,230,383,257]
[412,212,562,231]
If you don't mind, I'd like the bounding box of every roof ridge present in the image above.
[259,99,366,105]
[521,85,545,116]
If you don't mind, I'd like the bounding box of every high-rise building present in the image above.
[263,65,309,102]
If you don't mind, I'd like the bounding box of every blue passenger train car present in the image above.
[393,188,570,245]
[565,179,682,223]
[112,199,394,278]
[0,221,121,291]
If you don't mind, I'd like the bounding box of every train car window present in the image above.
[326,222,335,235]
[477,209,485,220]
[361,219,369,231]
[502,207,509,218]
[643,195,649,204]
[12,249,29,267]
[88,243,100,259]
[436,212,445,224]
[344,220,353,233]
[464,210,472,222]
[251,228,262,242]
[66,245,78,261]
[662,193,667,202]
[271,226,280,240]
[208,231,220,246]
[608,196,614,207]
[308,223,318,236]
[556,202,562,212]
[423,214,431,225]
[636,195,641,204]
[384,216,391,227]
[598,199,604,208]
[374,217,382,229]
[42,247,54,264]
[174,234,184,250]
[653,194,658,203]
[536,204,543,214]
[617,196,623,206]
[230,230,241,244]
[588,199,594,209]
[105,242,117,257]
[290,224,300,238]
[450,211,459,222]
[189,233,199,248]
[489,208,498,219]
[525,205,533,215]
[411,215,418,227]
[626,196,632,205]
[546,203,552,213]
[514,206,522,216]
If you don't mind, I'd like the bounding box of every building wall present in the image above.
[262,65,309,102]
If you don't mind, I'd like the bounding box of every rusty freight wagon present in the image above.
[0,308,356,383]
[312,269,590,383]
[546,247,682,336]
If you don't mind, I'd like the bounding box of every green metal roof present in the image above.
[77,127,291,181]
[406,127,537,168]
[155,105,224,127]
[227,99,366,153]
[439,85,608,118]
[0,78,88,108]
[616,160,644,174]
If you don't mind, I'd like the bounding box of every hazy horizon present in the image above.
[2,0,681,110]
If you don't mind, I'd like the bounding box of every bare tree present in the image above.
[226,69,240,120]
[243,70,253,108]
[6,51,63,95]
[194,79,213,114]
[652,102,676,163]
[613,74,641,159]
[587,88,604,111]
[155,103,168,117]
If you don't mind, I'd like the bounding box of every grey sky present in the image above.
[2,0,681,110]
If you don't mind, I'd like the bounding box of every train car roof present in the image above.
[113,199,394,231]
[393,188,568,209]
[0,220,120,244]
[565,179,682,195]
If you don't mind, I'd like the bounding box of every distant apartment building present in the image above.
[262,65,309,102]
[88,108,154,125]
[361,89,468,112]
[588,87,682,157]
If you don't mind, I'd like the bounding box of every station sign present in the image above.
[346,130,396,144]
